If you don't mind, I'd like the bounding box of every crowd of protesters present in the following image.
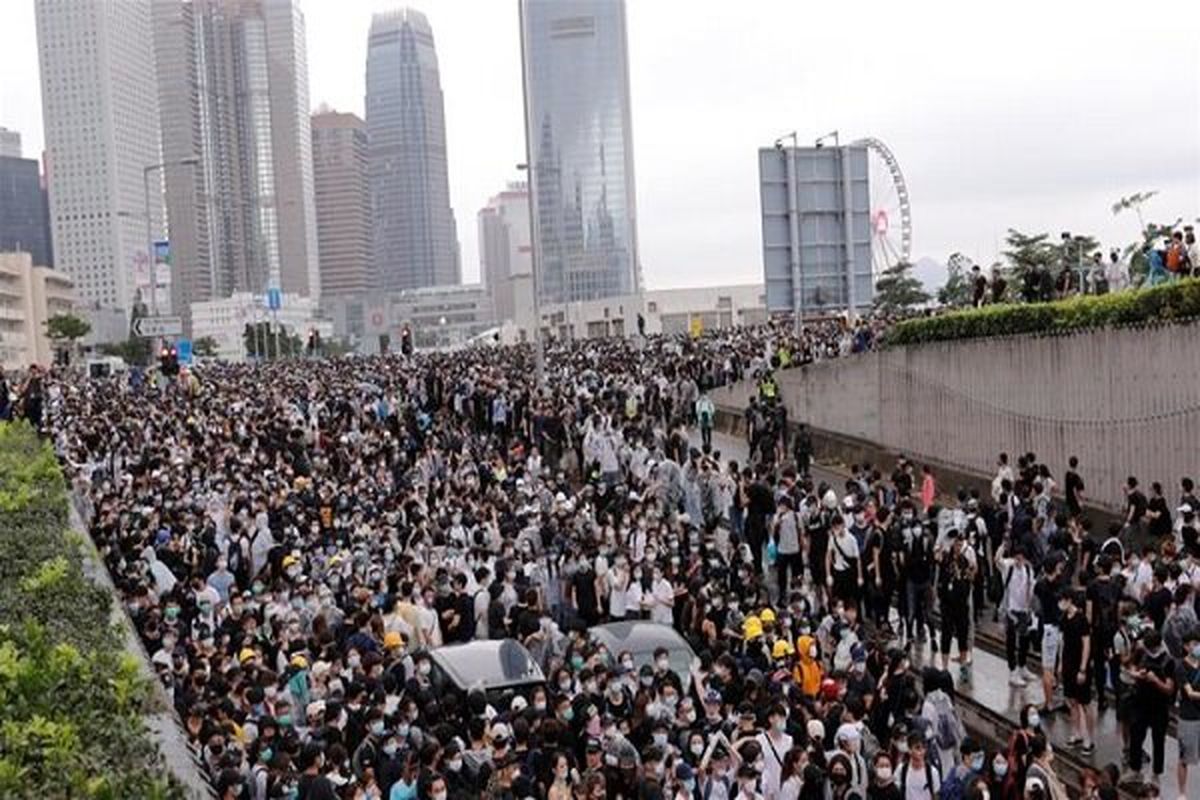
[25,313,1195,800]
[965,225,1199,308]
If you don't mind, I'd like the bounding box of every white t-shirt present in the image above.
[756,730,793,799]
[650,577,674,624]
[607,569,629,618]
[997,557,1033,614]
[901,761,941,800]
[830,530,860,572]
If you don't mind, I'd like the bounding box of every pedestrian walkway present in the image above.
[696,428,1199,797]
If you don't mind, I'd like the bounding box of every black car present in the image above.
[426,639,545,703]
[589,621,697,681]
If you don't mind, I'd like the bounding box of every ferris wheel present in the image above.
[852,137,912,276]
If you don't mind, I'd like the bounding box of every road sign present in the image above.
[175,338,192,364]
[689,316,703,338]
[132,315,183,338]
[266,287,282,311]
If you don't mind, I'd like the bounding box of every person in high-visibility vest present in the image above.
[759,372,778,402]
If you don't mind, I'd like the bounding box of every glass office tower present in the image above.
[519,0,641,304]
[366,9,461,292]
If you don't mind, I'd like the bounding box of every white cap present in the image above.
[511,696,529,713]
[835,723,861,742]
[807,719,825,741]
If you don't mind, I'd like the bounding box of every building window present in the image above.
[647,301,657,313]
[717,296,732,309]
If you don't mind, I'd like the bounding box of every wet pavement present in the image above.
[694,429,1199,797]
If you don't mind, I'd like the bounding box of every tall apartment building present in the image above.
[0,252,76,369]
[478,182,532,324]
[0,152,55,268]
[312,110,374,298]
[152,0,321,334]
[366,9,460,292]
[35,0,165,315]
[519,0,642,304]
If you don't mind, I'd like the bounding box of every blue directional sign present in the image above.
[175,338,193,365]
[266,287,282,311]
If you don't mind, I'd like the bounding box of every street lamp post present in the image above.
[774,132,802,334]
[142,157,200,316]
[516,162,545,387]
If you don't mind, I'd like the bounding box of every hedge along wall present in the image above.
[0,421,186,799]
[711,319,1200,512]
[883,277,1200,346]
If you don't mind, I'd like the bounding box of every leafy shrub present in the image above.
[882,279,1200,346]
[0,421,183,799]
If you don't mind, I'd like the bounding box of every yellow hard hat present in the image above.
[743,615,764,640]
[759,608,777,624]
[384,631,404,650]
[290,654,309,670]
[239,648,257,664]
[772,639,795,660]
[282,554,299,568]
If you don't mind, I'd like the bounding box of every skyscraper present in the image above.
[152,0,321,331]
[0,152,55,268]
[36,0,164,314]
[312,110,374,298]
[478,182,531,324]
[0,128,21,159]
[519,0,641,304]
[366,9,460,292]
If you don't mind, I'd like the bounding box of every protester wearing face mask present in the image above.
[755,704,793,798]
[828,752,863,800]
[867,752,900,800]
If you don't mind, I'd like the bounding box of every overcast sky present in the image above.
[2,0,1197,288]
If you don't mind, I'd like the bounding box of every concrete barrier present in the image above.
[713,322,1200,514]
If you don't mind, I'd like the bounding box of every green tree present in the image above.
[243,322,301,360]
[193,336,219,358]
[44,313,91,344]
[873,261,929,314]
[98,337,152,366]
[936,253,974,307]
[43,313,91,366]
[1050,233,1100,276]
[1111,190,1159,231]
[1002,229,1054,285]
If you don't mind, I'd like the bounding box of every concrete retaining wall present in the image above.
[713,323,1200,511]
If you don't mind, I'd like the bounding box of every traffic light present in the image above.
[306,329,316,356]
[400,326,413,356]
[159,346,180,376]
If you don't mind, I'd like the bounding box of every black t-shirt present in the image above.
[1177,659,1200,721]
[1127,490,1147,524]
[1035,576,1063,628]
[1086,576,1121,637]
[905,527,934,584]
[1061,611,1090,674]
[1133,646,1175,707]
[1065,471,1085,514]
[297,774,339,800]
[1148,496,1172,538]
[864,529,885,580]
[1145,586,1173,630]
[572,567,599,620]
